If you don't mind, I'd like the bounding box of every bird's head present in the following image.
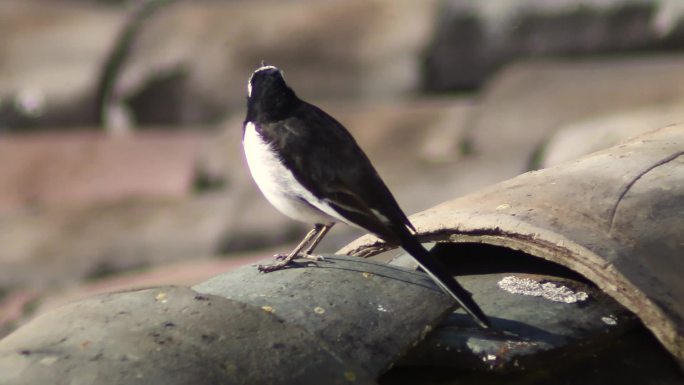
[246,65,298,122]
[247,65,285,98]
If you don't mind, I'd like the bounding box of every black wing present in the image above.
[258,101,414,244]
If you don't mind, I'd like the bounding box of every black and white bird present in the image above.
[242,65,490,328]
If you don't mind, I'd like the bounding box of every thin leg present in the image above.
[274,226,320,261]
[302,223,333,255]
[257,224,326,272]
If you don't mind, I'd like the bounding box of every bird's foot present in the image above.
[258,253,324,272]
[274,253,324,261]
[257,260,292,273]
[299,253,325,261]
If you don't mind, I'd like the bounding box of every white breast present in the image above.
[243,121,342,225]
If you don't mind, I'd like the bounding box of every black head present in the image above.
[246,65,299,123]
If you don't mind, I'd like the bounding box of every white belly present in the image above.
[243,121,340,225]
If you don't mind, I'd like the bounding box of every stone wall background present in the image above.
[1,0,684,336]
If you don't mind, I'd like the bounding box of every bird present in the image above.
[242,64,490,328]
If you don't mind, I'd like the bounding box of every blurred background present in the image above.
[2,0,684,336]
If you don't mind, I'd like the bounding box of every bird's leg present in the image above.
[300,223,333,258]
[273,226,320,261]
[257,224,327,272]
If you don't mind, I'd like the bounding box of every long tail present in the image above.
[399,234,491,328]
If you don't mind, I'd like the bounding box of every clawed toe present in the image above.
[257,253,324,273]
[300,253,324,261]
[257,263,287,273]
[272,253,322,262]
